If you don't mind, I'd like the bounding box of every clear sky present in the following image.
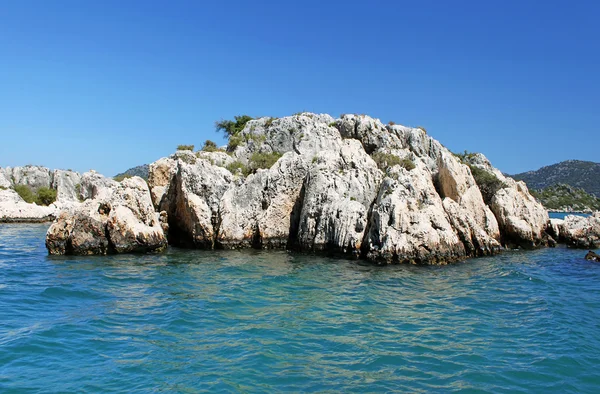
[1,0,598,176]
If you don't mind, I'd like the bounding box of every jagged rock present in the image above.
[196,151,235,168]
[46,177,166,255]
[78,170,118,201]
[51,169,82,202]
[585,250,600,262]
[297,140,382,255]
[218,152,309,248]
[148,157,178,209]
[232,114,342,163]
[161,157,232,248]
[466,153,549,248]
[6,166,52,189]
[366,163,473,264]
[560,213,600,248]
[0,170,11,188]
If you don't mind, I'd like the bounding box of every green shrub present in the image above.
[202,140,222,152]
[13,184,36,203]
[225,152,283,177]
[0,186,7,190]
[468,165,507,204]
[13,184,57,206]
[328,122,337,127]
[453,150,477,163]
[36,187,57,206]
[227,134,244,151]
[177,144,195,151]
[372,152,415,172]
[249,151,282,171]
[226,161,250,176]
[216,115,254,137]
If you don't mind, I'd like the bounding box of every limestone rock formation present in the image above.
[0,188,55,222]
[559,213,600,249]
[46,177,166,255]
[464,153,549,248]
[42,112,554,263]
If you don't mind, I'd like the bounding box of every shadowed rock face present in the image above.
[141,113,549,264]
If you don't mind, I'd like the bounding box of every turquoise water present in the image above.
[549,212,591,220]
[1,224,600,393]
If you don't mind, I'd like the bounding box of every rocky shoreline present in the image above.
[2,113,599,263]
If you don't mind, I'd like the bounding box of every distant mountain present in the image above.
[512,160,600,198]
[530,184,600,212]
[114,164,149,181]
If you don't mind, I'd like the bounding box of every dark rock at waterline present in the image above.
[585,251,600,262]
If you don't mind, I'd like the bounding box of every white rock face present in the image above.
[6,166,52,189]
[365,163,472,264]
[148,157,177,209]
[160,156,233,248]
[297,140,382,255]
[559,213,600,248]
[465,153,549,248]
[46,177,166,255]
[52,169,82,202]
[218,153,309,248]
[0,188,55,222]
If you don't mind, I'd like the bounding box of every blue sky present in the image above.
[0,0,598,176]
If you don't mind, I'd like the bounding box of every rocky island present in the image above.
[2,113,598,263]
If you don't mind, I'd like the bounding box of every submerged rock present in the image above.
[46,177,166,255]
[585,250,600,262]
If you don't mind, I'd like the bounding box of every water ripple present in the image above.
[1,224,600,393]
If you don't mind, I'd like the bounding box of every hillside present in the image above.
[530,184,600,212]
[114,164,149,181]
[512,160,600,198]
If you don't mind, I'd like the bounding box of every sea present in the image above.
[1,223,599,393]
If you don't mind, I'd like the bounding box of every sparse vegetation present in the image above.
[453,150,477,163]
[530,184,600,211]
[227,134,244,151]
[249,151,283,171]
[264,117,277,128]
[13,185,57,206]
[226,161,249,176]
[113,174,132,182]
[372,152,415,172]
[75,183,84,202]
[225,151,283,177]
[328,122,337,128]
[469,165,507,204]
[201,140,224,152]
[417,126,427,134]
[388,121,396,126]
[215,115,254,137]
[177,144,195,151]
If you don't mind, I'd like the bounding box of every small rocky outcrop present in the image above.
[0,166,86,222]
[558,213,600,249]
[46,177,166,255]
[585,251,600,262]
